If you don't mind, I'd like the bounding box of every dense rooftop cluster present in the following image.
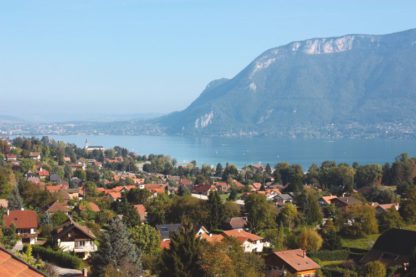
[0,136,416,276]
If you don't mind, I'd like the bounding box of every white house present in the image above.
[223,229,270,253]
[54,221,97,259]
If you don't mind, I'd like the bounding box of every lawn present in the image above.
[341,233,380,250]
[320,260,345,267]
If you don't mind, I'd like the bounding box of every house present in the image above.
[319,195,337,206]
[3,209,38,244]
[231,179,245,190]
[134,204,147,222]
[79,201,101,213]
[250,182,262,191]
[214,182,230,193]
[330,196,362,209]
[45,183,69,194]
[0,246,46,276]
[29,152,41,161]
[156,224,182,241]
[0,199,8,209]
[222,229,269,253]
[374,203,399,215]
[361,228,416,268]
[192,184,217,196]
[274,194,293,206]
[49,174,61,184]
[226,217,248,230]
[53,221,97,259]
[38,168,49,179]
[5,154,17,162]
[46,200,70,215]
[143,184,168,195]
[265,249,321,277]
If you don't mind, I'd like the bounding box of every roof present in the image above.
[228,217,247,229]
[276,194,293,201]
[192,184,216,194]
[376,203,399,211]
[144,184,167,194]
[331,196,362,206]
[45,184,68,193]
[199,232,224,243]
[320,195,337,205]
[134,204,147,220]
[3,210,38,229]
[156,224,182,240]
[79,201,101,212]
[368,228,416,256]
[55,221,96,240]
[160,239,171,249]
[0,246,45,276]
[47,201,70,213]
[274,249,320,272]
[222,229,263,242]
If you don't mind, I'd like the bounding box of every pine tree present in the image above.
[7,185,23,210]
[92,217,142,277]
[159,222,203,277]
[206,191,225,229]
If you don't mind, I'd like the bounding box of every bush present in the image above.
[310,249,350,261]
[322,266,358,277]
[31,245,83,269]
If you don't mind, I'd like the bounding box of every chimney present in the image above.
[82,268,88,276]
[302,250,306,258]
[6,209,9,216]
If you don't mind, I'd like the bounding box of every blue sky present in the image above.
[1,0,415,120]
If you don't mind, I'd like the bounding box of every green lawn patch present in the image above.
[341,233,380,250]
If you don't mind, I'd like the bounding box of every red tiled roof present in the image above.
[144,184,167,194]
[274,249,320,272]
[222,229,263,242]
[3,210,38,229]
[45,184,68,193]
[47,201,69,213]
[79,201,101,213]
[0,247,45,276]
[160,240,171,249]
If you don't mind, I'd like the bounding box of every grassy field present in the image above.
[320,260,345,267]
[341,233,380,250]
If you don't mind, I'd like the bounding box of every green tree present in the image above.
[342,204,378,238]
[51,211,68,227]
[159,222,203,277]
[355,164,382,188]
[378,208,404,232]
[0,167,15,198]
[363,261,386,277]
[146,194,172,225]
[7,185,23,210]
[129,224,161,255]
[1,224,17,249]
[91,217,142,277]
[20,159,35,173]
[126,188,151,204]
[245,194,277,232]
[399,186,416,224]
[298,189,323,226]
[297,228,323,252]
[277,203,299,230]
[206,191,226,229]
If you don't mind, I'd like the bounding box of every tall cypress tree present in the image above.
[8,185,23,210]
[92,217,142,277]
[159,222,203,277]
[206,191,225,229]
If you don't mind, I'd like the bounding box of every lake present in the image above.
[47,135,416,169]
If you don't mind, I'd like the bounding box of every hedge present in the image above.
[322,266,358,277]
[310,249,350,261]
[31,245,83,269]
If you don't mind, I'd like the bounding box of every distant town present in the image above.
[0,136,415,276]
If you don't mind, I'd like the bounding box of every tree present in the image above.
[126,188,151,204]
[342,204,379,238]
[378,208,404,232]
[297,189,323,226]
[200,237,264,277]
[245,194,277,232]
[20,159,35,173]
[159,222,204,277]
[51,211,69,227]
[363,261,386,277]
[92,217,142,277]
[146,194,172,225]
[129,224,161,255]
[399,186,416,224]
[1,224,17,249]
[277,203,299,230]
[321,219,341,250]
[355,164,382,188]
[0,166,15,198]
[7,185,23,210]
[297,228,323,252]
[206,191,226,229]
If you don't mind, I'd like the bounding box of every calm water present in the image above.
[47,135,416,169]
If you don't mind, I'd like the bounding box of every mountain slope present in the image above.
[158,28,416,138]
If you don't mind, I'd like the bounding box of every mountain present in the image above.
[157,28,416,138]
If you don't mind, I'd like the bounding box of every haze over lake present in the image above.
[49,135,416,169]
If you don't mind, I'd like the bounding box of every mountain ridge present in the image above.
[156,28,416,138]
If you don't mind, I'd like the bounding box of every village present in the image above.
[0,136,416,276]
